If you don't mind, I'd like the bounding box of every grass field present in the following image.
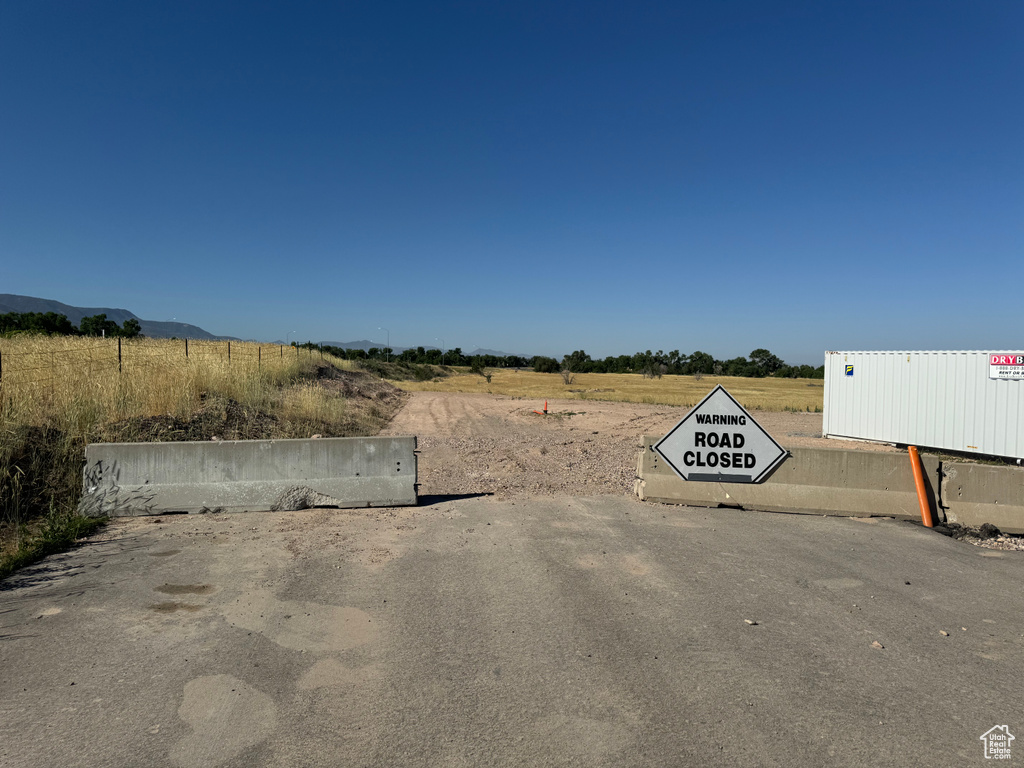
[393,369,825,412]
[0,336,354,430]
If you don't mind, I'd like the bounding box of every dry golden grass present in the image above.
[394,369,824,412]
[0,336,352,434]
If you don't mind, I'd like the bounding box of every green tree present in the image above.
[631,350,664,379]
[749,348,783,377]
[687,350,715,375]
[532,356,560,373]
[723,356,753,377]
[121,318,142,338]
[79,314,121,337]
[562,350,592,373]
[0,311,79,336]
[666,350,685,375]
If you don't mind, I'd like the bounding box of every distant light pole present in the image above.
[435,337,445,366]
[378,327,390,363]
[286,330,296,346]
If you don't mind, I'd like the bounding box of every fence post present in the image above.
[258,346,261,369]
[228,341,231,362]
[185,338,189,359]
[118,337,122,373]
[280,345,283,358]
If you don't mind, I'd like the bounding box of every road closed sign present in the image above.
[653,385,788,483]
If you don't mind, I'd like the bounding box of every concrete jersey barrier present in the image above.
[940,462,1024,533]
[636,436,1024,532]
[79,436,417,517]
[636,437,939,521]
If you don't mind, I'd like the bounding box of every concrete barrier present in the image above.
[636,437,940,522]
[940,462,1024,533]
[79,436,417,517]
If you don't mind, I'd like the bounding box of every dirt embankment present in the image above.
[101,367,406,443]
[381,391,893,501]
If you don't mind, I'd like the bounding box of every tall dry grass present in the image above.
[0,336,352,432]
[394,369,825,412]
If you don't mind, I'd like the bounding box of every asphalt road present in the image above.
[2,497,1022,767]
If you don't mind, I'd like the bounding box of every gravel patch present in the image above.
[382,392,890,501]
[943,523,1024,551]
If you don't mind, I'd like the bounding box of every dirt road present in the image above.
[382,391,896,500]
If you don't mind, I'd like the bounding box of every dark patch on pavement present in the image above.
[149,601,203,613]
[154,583,215,595]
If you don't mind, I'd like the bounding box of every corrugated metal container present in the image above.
[823,351,1024,460]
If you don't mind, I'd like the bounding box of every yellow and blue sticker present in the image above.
[845,365,854,376]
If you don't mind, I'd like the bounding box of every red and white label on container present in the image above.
[989,354,1024,380]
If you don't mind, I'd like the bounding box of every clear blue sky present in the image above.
[2,1,1020,364]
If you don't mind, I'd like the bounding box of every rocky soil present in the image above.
[381,391,892,501]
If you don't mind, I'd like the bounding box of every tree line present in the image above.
[0,311,142,338]
[537,348,823,379]
[313,344,823,379]
[0,315,822,379]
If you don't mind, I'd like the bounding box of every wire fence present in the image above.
[0,339,325,389]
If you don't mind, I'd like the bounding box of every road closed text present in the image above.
[653,385,788,483]
[682,432,757,469]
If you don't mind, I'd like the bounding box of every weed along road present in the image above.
[2,495,1023,766]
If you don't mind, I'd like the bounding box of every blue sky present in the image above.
[2,1,1020,364]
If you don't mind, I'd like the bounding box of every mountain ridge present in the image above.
[0,294,237,340]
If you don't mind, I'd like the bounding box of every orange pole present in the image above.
[908,446,934,528]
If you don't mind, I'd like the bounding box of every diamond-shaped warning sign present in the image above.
[653,385,788,483]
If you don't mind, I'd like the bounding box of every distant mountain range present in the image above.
[0,294,237,341]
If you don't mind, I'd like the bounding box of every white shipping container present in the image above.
[823,351,1024,460]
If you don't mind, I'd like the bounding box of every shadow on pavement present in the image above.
[0,534,149,593]
[418,492,494,506]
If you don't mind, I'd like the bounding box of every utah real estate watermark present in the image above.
[980,725,1014,760]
